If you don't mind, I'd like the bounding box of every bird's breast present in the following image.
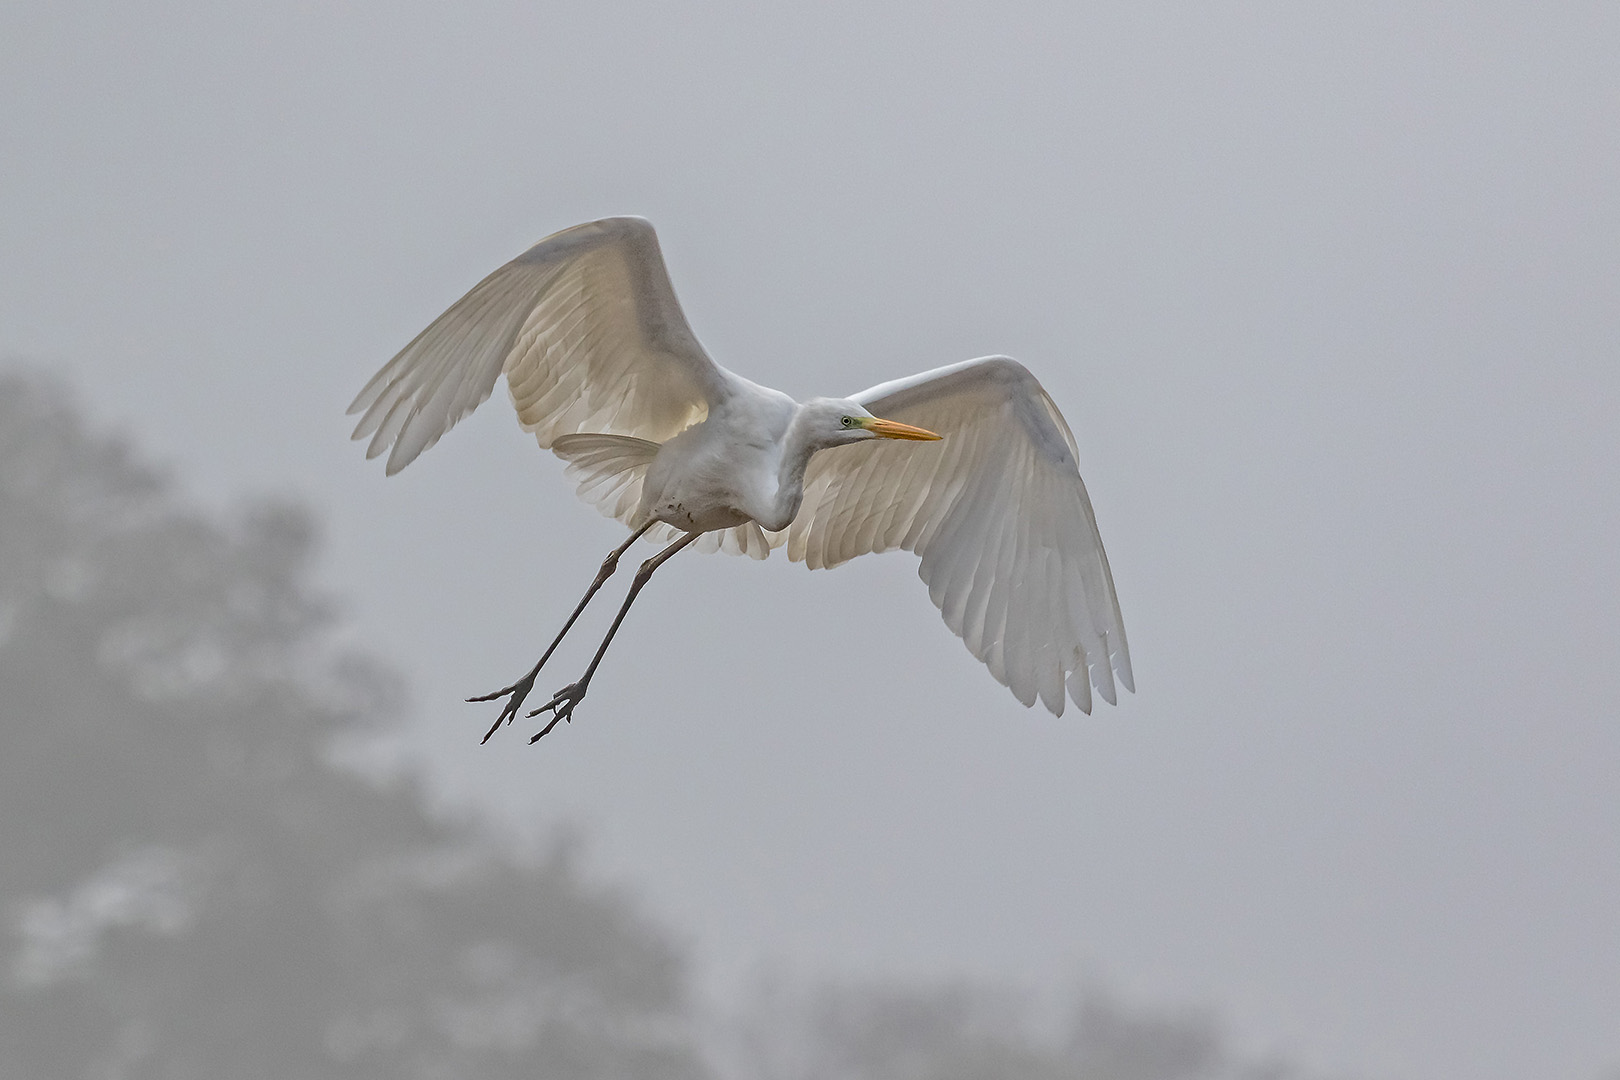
[640,434,761,533]
[649,496,750,533]
[638,395,800,533]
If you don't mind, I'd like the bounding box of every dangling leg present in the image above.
[471,521,656,742]
[528,530,702,742]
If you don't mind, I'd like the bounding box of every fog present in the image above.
[0,370,1335,1078]
[2,3,1617,1079]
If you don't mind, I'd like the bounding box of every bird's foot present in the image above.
[527,681,588,742]
[468,671,539,744]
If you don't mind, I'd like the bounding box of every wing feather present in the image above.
[349,217,728,476]
[784,355,1132,715]
[960,449,1016,659]
[1002,473,1039,706]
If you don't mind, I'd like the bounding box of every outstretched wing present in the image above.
[780,356,1133,716]
[349,217,729,475]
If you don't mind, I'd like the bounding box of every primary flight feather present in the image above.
[350,216,1132,737]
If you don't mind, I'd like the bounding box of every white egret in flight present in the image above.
[350,217,1132,741]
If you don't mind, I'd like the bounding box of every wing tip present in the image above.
[1066,667,1094,715]
[1109,631,1136,695]
[383,437,427,476]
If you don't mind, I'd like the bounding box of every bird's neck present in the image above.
[767,410,825,530]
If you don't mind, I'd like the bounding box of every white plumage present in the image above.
[788,358,1131,714]
[350,216,1131,732]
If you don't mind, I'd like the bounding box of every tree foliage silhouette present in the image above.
[0,371,711,1080]
[733,978,1320,1080]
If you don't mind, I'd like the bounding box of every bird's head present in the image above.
[800,398,943,450]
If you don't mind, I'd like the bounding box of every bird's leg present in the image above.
[471,522,656,743]
[528,530,702,742]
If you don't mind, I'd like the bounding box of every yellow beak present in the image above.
[865,416,943,441]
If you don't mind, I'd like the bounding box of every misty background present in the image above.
[2,2,1617,1079]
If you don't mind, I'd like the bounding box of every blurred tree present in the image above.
[0,371,711,1080]
[731,978,1322,1080]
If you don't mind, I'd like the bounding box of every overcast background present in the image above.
[3,2,1618,1078]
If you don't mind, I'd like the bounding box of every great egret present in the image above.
[350,217,1132,741]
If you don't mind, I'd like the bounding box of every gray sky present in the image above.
[4,2,1618,1078]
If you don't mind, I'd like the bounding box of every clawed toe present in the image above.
[528,682,587,742]
[470,671,587,746]
[471,674,538,744]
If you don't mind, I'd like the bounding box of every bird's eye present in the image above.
[840,416,854,428]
